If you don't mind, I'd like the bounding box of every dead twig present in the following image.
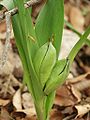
[0,11,11,69]
[0,0,42,22]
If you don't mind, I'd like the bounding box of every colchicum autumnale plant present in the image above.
[0,0,90,120]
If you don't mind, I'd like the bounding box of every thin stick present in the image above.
[0,11,11,69]
[0,0,41,21]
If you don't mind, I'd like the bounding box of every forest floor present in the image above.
[0,0,90,120]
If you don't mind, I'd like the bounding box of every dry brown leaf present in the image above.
[55,86,76,106]
[60,29,79,59]
[0,108,11,120]
[71,85,81,102]
[50,109,63,120]
[85,12,90,27]
[22,92,34,109]
[75,104,90,118]
[67,73,90,102]
[66,72,90,84]
[13,88,36,117]
[13,88,22,110]
[0,21,6,33]
[64,2,72,17]
[70,6,85,32]
[0,99,10,106]
[17,108,36,116]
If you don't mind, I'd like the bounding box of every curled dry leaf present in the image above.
[22,92,34,109]
[75,104,90,118]
[13,88,22,110]
[67,72,90,102]
[71,85,81,102]
[70,80,90,102]
[13,88,36,116]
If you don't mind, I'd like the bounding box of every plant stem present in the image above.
[65,20,90,46]
[35,97,47,120]
[68,26,90,65]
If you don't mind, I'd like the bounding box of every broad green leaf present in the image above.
[35,0,64,57]
[12,0,44,103]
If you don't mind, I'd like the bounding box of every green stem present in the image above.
[68,26,90,65]
[35,97,47,120]
[65,20,90,46]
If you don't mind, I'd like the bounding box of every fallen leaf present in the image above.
[50,109,63,120]
[71,85,81,102]
[17,108,36,116]
[59,29,79,59]
[22,92,34,109]
[75,104,90,118]
[0,99,10,106]
[13,88,22,110]
[55,86,76,106]
[70,6,85,32]
[66,72,90,84]
[0,108,11,120]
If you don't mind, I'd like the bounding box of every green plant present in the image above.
[0,0,90,120]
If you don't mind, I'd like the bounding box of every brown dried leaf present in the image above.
[50,109,63,120]
[17,108,36,116]
[70,6,85,32]
[0,108,11,120]
[71,85,81,102]
[22,92,34,109]
[75,104,90,118]
[13,88,22,110]
[0,99,10,106]
[55,86,76,106]
[66,72,90,84]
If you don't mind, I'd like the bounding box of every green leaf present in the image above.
[44,59,70,95]
[35,0,64,57]
[34,42,56,87]
[0,0,14,10]
[34,42,49,77]
[39,42,56,87]
[44,92,55,120]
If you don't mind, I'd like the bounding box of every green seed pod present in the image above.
[44,58,70,95]
[33,42,56,87]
